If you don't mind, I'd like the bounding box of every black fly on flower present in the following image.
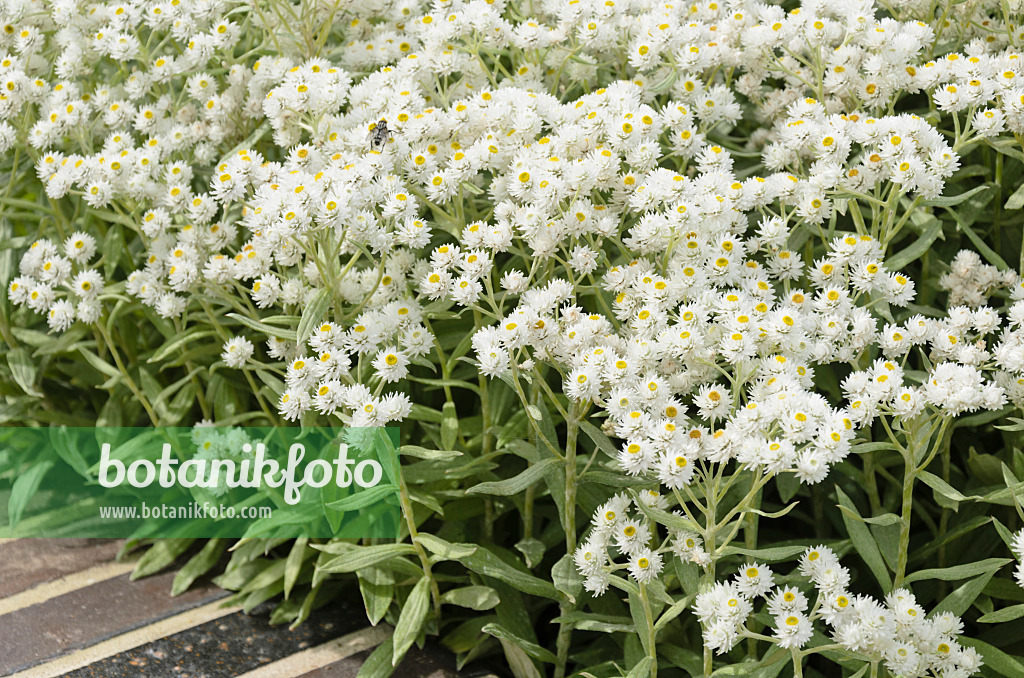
[367,119,394,152]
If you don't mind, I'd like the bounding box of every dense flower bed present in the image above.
[6,0,1024,676]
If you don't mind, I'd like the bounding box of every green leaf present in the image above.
[467,458,560,496]
[835,487,892,591]
[132,538,194,580]
[579,420,619,459]
[415,533,478,560]
[902,558,1011,584]
[8,460,53,528]
[284,537,308,600]
[515,537,545,568]
[744,501,800,520]
[497,635,542,678]
[977,603,1024,623]
[440,401,459,450]
[359,566,393,626]
[654,594,694,633]
[325,484,399,512]
[917,471,977,511]
[551,553,583,605]
[718,544,811,562]
[356,636,396,678]
[948,208,1010,269]
[7,347,42,397]
[392,576,431,666]
[626,657,654,678]
[922,184,989,207]
[225,313,298,341]
[886,216,942,270]
[297,288,332,348]
[836,507,902,526]
[148,329,220,364]
[482,623,557,663]
[398,445,462,461]
[442,586,500,610]
[77,347,122,380]
[172,538,226,596]
[1006,182,1024,210]
[551,612,635,633]
[462,546,561,600]
[932,570,998,617]
[317,544,418,574]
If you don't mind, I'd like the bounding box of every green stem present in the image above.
[96,323,159,425]
[640,583,658,678]
[554,402,581,678]
[893,445,916,591]
[396,464,442,618]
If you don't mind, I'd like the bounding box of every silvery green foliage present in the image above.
[6,0,1024,676]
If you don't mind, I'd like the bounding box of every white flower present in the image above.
[221,337,254,368]
[372,346,410,383]
[46,299,76,332]
[627,548,663,584]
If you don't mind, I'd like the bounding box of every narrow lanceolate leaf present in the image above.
[8,460,53,528]
[886,216,942,270]
[482,623,558,663]
[718,544,811,562]
[977,604,1024,623]
[440,401,459,450]
[392,576,431,666]
[8,347,43,397]
[466,458,560,496]
[441,586,500,610]
[283,537,308,600]
[579,420,619,459]
[551,553,583,604]
[415,533,478,560]
[1005,182,1024,210]
[172,538,226,596]
[835,487,891,591]
[902,558,1011,585]
[932,570,998,617]
[356,636,396,678]
[497,636,543,678]
[917,470,979,508]
[225,312,298,341]
[132,538,194,580]
[922,184,989,207]
[626,657,654,678]
[317,543,418,574]
[359,566,394,626]
[462,546,561,600]
[325,484,399,512]
[296,288,332,346]
[398,445,462,461]
[835,507,901,526]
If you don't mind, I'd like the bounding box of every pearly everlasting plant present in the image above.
[6,0,1024,677]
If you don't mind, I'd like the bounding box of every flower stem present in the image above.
[640,583,658,678]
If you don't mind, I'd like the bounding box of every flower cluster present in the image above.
[8,234,104,331]
[690,546,984,678]
[573,492,669,595]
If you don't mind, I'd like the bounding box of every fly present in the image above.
[367,119,394,151]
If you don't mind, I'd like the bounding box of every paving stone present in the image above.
[58,600,367,678]
[0,570,229,676]
[0,539,122,598]
[297,644,459,678]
